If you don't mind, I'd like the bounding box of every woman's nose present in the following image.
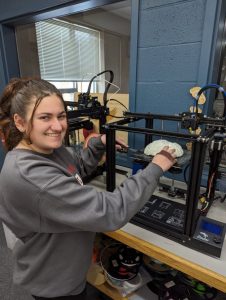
[51,118,63,130]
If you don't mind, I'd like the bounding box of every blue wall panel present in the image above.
[139,0,205,47]
[137,43,201,82]
[140,0,185,9]
[136,81,196,114]
[0,43,7,91]
[134,0,216,119]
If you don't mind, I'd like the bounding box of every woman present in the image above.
[0,78,176,299]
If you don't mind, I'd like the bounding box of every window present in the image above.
[34,18,103,100]
[35,19,102,82]
[15,0,131,97]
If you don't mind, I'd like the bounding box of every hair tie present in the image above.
[157,149,175,162]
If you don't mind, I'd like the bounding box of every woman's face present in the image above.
[24,94,67,154]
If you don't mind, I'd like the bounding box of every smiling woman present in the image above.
[0,77,176,300]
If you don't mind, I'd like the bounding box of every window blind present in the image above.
[35,19,101,81]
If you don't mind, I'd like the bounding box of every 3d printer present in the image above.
[65,69,114,146]
[104,84,226,258]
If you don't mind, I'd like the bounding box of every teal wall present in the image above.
[132,0,220,115]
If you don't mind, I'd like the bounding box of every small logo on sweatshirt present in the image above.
[75,173,83,186]
[67,164,76,174]
[67,164,83,186]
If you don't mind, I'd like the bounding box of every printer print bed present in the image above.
[129,148,191,168]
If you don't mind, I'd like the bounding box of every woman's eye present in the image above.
[40,116,49,120]
[58,114,67,120]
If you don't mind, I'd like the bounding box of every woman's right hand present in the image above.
[152,146,177,172]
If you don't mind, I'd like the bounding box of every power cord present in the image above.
[195,84,226,118]
[106,98,129,118]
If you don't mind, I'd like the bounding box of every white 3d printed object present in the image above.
[144,140,184,157]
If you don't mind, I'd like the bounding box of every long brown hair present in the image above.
[0,78,66,151]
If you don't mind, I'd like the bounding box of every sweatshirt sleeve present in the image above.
[38,162,163,233]
[67,136,105,177]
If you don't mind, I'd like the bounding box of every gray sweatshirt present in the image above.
[0,136,163,297]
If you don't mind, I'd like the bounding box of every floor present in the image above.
[0,222,110,300]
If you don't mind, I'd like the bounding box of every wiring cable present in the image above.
[108,115,125,119]
[86,70,114,106]
[200,171,216,213]
[183,163,190,184]
[207,171,216,199]
[106,98,129,118]
[195,83,226,119]
[108,98,128,110]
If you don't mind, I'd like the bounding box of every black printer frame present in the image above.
[104,111,225,255]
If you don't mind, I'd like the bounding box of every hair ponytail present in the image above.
[0,79,24,150]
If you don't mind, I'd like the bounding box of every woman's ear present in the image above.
[14,114,26,133]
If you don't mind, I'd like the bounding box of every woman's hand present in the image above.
[100,134,128,150]
[152,146,177,172]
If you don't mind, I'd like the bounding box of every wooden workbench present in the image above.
[88,173,226,297]
[104,222,226,294]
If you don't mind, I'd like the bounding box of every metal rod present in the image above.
[124,111,225,126]
[185,140,208,236]
[105,128,116,191]
[106,123,197,140]
[106,117,141,126]
[206,135,225,205]
[145,117,153,146]
[124,111,182,121]
[99,114,106,134]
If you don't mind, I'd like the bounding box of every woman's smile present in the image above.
[45,133,62,137]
